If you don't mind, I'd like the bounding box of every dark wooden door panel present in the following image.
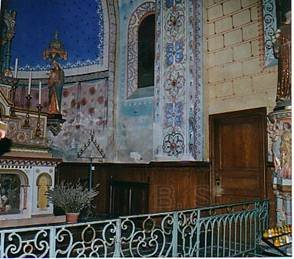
[217,119,264,170]
[210,108,267,205]
[109,180,149,216]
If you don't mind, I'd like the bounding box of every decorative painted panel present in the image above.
[262,0,278,67]
[153,0,203,160]
[8,0,109,72]
[48,80,109,161]
[126,1,155,97]
[116,0,154,162]
[190,0,203,160]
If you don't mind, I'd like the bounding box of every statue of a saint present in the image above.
[43,31,67,116]
[48,60,64,114]
[272,11,291,107]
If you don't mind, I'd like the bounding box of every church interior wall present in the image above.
[115,0,155,162]
[203,0,278,160]
[0,0,290,227]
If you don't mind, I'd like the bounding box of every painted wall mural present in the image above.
[48,80,110,161]
[153,0,203,160]
[115,0,203,162]
[8,0,108,71]
[116,0,155,162]
[4,0,204,163]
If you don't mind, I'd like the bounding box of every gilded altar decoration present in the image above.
[43,32,67,115]
[272,11,291,108]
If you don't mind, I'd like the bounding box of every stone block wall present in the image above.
[204,0,278,159]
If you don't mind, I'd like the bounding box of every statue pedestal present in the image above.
[47,113,65,136]
[268,108,291,226]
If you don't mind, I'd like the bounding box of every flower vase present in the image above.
[66,212,80,223]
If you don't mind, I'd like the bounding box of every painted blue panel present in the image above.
[8,0,104,71]
[122,101,153,117]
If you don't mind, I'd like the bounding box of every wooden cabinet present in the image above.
[109,180,149,216]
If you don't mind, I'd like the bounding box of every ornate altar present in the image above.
[0,83,65,226]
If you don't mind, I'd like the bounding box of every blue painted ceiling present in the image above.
[8,0,104,71]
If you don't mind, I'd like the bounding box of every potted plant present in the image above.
[47,181,98,223]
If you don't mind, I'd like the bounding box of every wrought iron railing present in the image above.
[0,200,268,258]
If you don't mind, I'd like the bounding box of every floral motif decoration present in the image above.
[165,0,183,8]
[161,0,186,157]
[164,102,183,128]
[164,8,185,38]
[162,131,185,156]
[164,70,185,97]
[165,40,184,66]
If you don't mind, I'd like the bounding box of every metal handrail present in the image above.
[0,199,268,258]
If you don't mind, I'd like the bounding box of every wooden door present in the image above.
[210,108,267,204]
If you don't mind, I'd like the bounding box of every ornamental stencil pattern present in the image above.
[154,0,203,160]
[190,0,203,160]
[165,40,184,66]
[126,1,155,98]
[262,0,278,67]
[163,0,186,157]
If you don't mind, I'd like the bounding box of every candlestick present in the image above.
[14,58,18,78]
[38,81,42,104]
[9,78,19,118]
[22,94,32,128]
[35,103,43,138]
[28,71,32,95]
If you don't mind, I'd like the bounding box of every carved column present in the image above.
[268,108,291,225]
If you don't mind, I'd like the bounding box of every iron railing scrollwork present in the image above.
[0,200,268,258]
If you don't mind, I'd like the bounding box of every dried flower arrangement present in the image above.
[46,181,98,214]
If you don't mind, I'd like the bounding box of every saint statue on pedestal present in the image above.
[272,11,291,108]
[43,32,67,116]
[48,60,64,114]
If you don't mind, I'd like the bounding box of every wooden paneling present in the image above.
[210,107,267,205]
[57,162,210,215]
[109,180,149,216]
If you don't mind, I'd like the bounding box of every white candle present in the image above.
[14,58,18,78]
[28,71,32,95]
[38,81,42,104]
